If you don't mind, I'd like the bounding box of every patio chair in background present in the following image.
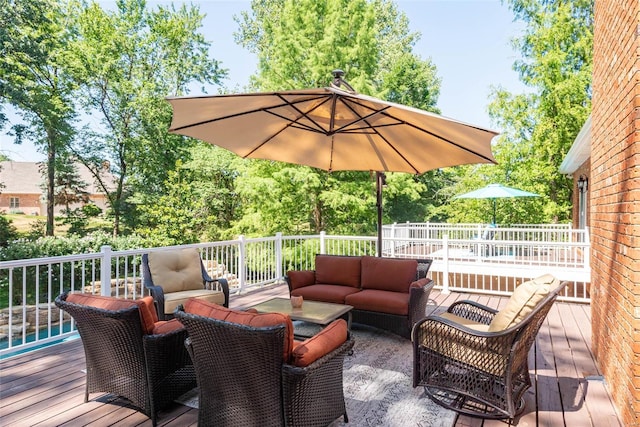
[175,298,355,427]
[412,275,567,420]
[142,248,229,320]
[54,292,196,426]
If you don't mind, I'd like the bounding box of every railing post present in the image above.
[441,234,450,294]
[238,235,246,292]
[275,232,283,280]
[320,231,326,254]
[100,245,112,296]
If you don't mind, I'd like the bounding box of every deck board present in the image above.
[0,283,622,427]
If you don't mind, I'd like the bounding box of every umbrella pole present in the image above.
[376,172,384,257]
[493,198,496,225]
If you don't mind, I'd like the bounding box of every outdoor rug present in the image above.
[175,322,456,427]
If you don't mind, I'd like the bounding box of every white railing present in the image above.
[0,224,590,357]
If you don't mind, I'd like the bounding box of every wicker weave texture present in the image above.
[176,307,354,427]
[412,282,567,419]
[55,292,196,426]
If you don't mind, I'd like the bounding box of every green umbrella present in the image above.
[454,184,540,224]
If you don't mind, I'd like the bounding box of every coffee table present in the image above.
[248,297,352,337]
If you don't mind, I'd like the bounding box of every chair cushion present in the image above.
[147,248,204,293]
[164,289,226,316]
[360,256,418,293]
[315,255,362,288]
[66,293,158,335]
[344,289,409,315]
[438,312,491,332]
[488,274,558,332]
[291,284,361,304]
[184,298,294,361]
[151,318,185,335]
[291,319,348,367]
[287,270,316,290]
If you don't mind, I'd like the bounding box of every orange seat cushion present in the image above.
[360,256,418,293]
[291,319,348,367]
[344,289,410,316]
[185,298,294,361]
[66,293,158,335]
[291,284,361,304]
[151,318,185,335]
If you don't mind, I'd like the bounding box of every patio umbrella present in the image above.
[167,70,498,255]
[454,183,540,224]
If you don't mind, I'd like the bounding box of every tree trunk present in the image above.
[46,135,56,236]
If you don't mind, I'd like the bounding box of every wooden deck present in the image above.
[0,284,622,427]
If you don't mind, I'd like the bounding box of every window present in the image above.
[9,197,19,209]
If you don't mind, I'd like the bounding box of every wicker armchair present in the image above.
[175,304,355,427]
[55,292,196,426]
[142,248,229,319]
[412,277,567,419]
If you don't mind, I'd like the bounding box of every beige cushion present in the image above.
[164,289,226,316]
[439,312,491,332]
[147,248,205,293]
[488,274,558,332]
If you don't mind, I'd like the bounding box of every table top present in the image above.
[249,297,352,326]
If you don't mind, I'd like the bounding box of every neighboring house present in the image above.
[560,1,640,425]
[0,161,114,216]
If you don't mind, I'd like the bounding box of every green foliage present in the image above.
[0,0,79,236]
[58,203,103,236]
[233,0,443,235]
[0,231,150,307]
[135,164,208,246]
[0,215,18,247]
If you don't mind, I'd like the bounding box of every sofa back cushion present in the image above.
[287,270,316,290]
[184,298,294,361]
[314,255,362,288]
[147,248,204,293]
[66,293,158,335]
[360,256,418,293]
[488,274,559,332]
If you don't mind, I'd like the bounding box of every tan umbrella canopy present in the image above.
[167,70,499,254]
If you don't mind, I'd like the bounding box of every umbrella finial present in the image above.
[331,69,356,93]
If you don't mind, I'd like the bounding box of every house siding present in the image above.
[592,0,640,425]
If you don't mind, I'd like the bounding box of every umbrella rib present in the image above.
[169,94,330,132]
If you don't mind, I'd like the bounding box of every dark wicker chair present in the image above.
[142,248,229,320]
[412,280,568,420]
[175,305,355,427]
[55,292,196,426]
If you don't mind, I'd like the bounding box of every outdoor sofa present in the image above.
[285,254,434,338]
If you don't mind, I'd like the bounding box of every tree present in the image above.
[0,0,78,236]
[66,0,227,236]
[233,0,442,235]
[480,0,593,224]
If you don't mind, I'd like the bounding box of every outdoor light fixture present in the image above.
[577,175,588,193]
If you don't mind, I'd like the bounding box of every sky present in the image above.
[1,0,528,162]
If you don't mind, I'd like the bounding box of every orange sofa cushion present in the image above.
[315,255,362,288]
[291,284,361,304]
[291,319,348,367]
[344,289,410,316]
[287,270,316,290]
[66,293,158,335]
[184,298,294,361]
[360,256,418,293]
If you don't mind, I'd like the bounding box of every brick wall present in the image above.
[592,0,640,425]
